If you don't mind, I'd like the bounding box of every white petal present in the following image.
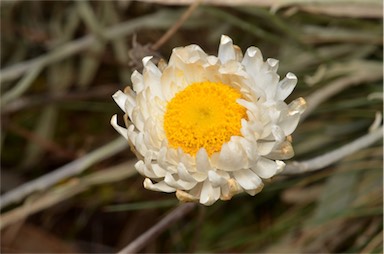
[244,183,264,196]
[144,178,176,193]
[240,119,264,141]
[185,45,207,63]
[208,170,228,188]
[169,149,209,183]
[112,90,129,113]
[183,63,206,85]
[242,46,264,69]
[196,148,211,173]
[218,35,236,64]
[276,98,306,136]
[124,88,137,119]
[267,141,294,160]
[143,92,165,120]
[188,183,203,198]
[276,160,286,174]
[110,115,128,140]
[143,118,163,150]
[252,157,284,179]
[219,61,246,77]
[279,114,300,136]
[242,47,279,100]
[142,56,153,66]
[232,169,263,191]
[133,132,148,156]
[238,137,259,163]
[237,98,259,113]
[178,149,195,169]
[212,138,248,171]
[272,125,285,143]
[262,72,280,101]
[135,160,158,178]
[277,98,306,136]
[177,163,196,182]
[206,55,219,65]
[144,150,155,167]
[220,183,231,200]
[267,104,281,122]
[266,58,279,72]
[131,70,144,93]
[164,173,197,190]
[256,140,275,156]
[142,56,164,100]
[130,107,144,132]
[164,147,179,169]
[169,45,206,66]
[200,180,220,206]
[126,125,138,144]
[276,72,297,101]
[176,189,199,202]
[163,173,181,188]
[157,147,169,169]
[160,67,186,101]
[183,160,208,182]
[288,97,307,116]
[151,163,168,177]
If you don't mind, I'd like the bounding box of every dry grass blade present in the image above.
[0,160,137,229]
[117,203,197,254]
[1,65,43,106]
[0,137,128,209]
[137,0,383,17]
[6,120,74,160]
[284,127,383,174]
[0,9,184,83]
[151,0,201,50]
[302,61,383,120]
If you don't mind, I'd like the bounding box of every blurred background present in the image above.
[1,0,382,253]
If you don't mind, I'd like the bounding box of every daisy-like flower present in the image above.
[111,35,306,206]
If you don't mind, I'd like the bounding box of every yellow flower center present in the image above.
[163,81,247,156]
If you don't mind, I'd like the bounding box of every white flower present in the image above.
[111,35,306,206]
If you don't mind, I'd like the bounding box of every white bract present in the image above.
[111,35,306,205]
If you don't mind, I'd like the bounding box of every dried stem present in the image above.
[135,0,383,18]
[151,0,201,51]
[6,121,75,160]
[1,84,118,114]
[283,126,383,174]
[0,160,137,229]
[302,61,383,120]
[0,137,128,209]
[0,9,181,84]
[117,203,197,254]
[1,65,43,106]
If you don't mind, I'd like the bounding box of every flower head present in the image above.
[111,35,306,205]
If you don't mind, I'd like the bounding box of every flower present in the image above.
[111,35,306,206]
